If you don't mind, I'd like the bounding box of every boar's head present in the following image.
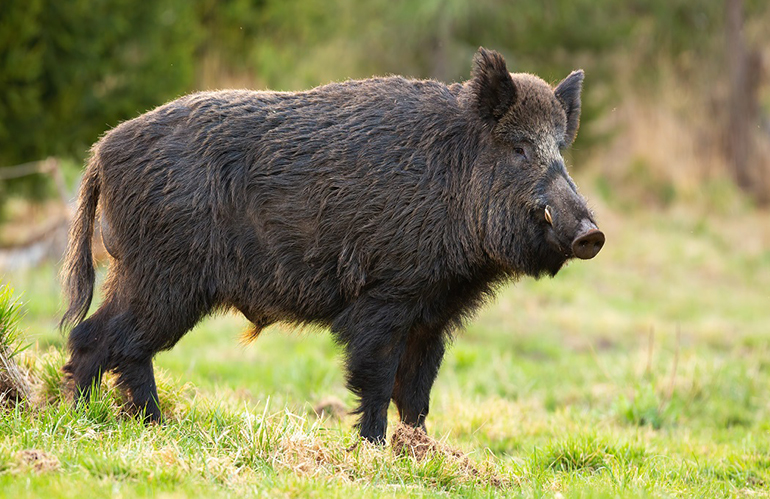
[467,48,604,277]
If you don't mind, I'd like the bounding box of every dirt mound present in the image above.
[390,423,507,488]
[312,396,347,419]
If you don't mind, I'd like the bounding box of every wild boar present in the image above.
[61,48,604,443]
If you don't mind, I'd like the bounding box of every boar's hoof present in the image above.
[572,228,605,260]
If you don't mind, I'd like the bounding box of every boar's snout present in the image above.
[571,221,605,260]
[543,173,604,261]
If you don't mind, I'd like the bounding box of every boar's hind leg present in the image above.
[64,302,117,406]
[115,356,161,423]
[336,300,410,444]
[391,328,446,431]
[110,295,209,423]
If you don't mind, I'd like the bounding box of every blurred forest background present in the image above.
[0,0,769,253]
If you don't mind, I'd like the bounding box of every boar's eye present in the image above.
[514,146,527,160]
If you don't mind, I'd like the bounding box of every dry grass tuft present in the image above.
[264,424,510,488]
[275,433,345,479]
[591,97,726,207]
[0,352,34,408]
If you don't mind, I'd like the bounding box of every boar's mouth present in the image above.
[541,220,571,272]
[541,248,570,277]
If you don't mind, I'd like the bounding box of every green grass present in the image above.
[2,203,770,497]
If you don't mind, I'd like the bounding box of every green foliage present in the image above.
[614,382,670,430]
[0,283,25,357]
[534,434,646,473]
[0,282,32,405]
[4,0,768,175]
[2,0,768,210]
[0,0,198,197]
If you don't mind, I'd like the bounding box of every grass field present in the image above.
[2,191,770,497]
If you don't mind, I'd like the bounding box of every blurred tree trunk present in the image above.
[428,8,452,82]
[725,0,764,200]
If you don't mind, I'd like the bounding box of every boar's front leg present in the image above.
[391,325,447,431]
[335,298,410,444]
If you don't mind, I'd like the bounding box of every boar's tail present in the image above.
[59,156,101,331]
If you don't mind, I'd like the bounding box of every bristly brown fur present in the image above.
[60,47,600,443]
[59,158,100,331]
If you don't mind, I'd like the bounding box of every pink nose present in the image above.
[572,228,605,260]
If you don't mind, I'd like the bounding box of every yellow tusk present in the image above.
[544,205,553,225]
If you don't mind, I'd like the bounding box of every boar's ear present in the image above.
[471,47,517,123]
[554,70,584,145]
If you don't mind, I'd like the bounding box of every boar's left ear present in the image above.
[554,70,584,145]
[471,47,517,123]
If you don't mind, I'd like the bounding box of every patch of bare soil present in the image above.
[15,449,61,473]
